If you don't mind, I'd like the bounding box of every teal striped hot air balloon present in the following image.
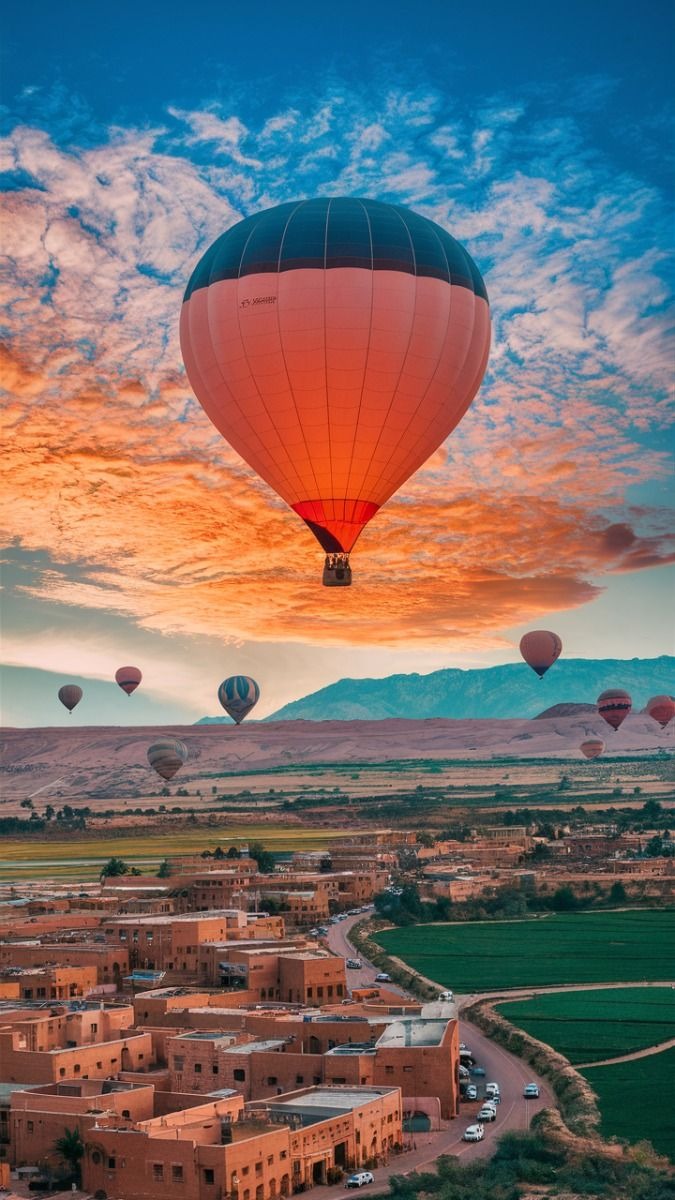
[147,739,188,781]
[218,676,260,725]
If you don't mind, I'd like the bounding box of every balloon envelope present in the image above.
[180,197,490,563]
[597,689,632,731]
[580,738,605,760]
[519,631,563,678]
[58,684,82,713]
[218,676,260,724]
[115,666,142,696]
[147,739,188,781]
[646,695,675,729]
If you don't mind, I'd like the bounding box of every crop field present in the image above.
[496,986,675,1063]
[0,824,349,881]
[374,909,675,992]
[581,1046,675,1162]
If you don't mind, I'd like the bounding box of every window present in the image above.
[194,1063,202,1074]
[385,1066,394,1075]
[255,1163,262,1176]
[203,1169,215,1185]
[152,1165,164,1181]
[242,1166,249,1176]
[267,1076,277,1086]
[212,1064,219,1074]
[122,1110,131,1119]
[317,987,323,998]
[233,1069,246,1082]
[173,1056,184,1072]
[91,1023,98,1033]
[280,1151,287,1160]
[107,1157,116,1170]
[295,1075,304,1085]
[172,1166,183,1182]
[27,1121,33,1133]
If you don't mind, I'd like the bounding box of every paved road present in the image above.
[322,914,551,1194]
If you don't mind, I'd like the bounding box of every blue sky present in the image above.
[2,0,673,726]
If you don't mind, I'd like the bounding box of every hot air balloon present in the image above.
[218,676,260,724]
[597,689,632,731]
[580,738,605,760]
[646,695,675,729]
[180,197,491,586]
[147,739,188,781]
[519,631,563,678]
[115,666,142,696]
[58,684,82,713]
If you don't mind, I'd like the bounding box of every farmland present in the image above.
[581,1045,675,1162]
[0,824,350,881]
[374,909,675,992]
[496,986,675,1063]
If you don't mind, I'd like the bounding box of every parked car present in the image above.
[375,972,391,982]
[470,1066,486,1077]
[477,1104,497,1122]
[438,990,454,1001]
[523,1083,540,1098]
[462,1123,485,1142]
[464,1084,478,1100]
[346,1171,375,1188]
[346,958,363,970]
[485,1082,500,1099]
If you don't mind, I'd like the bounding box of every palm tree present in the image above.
[53,1126,84,1184]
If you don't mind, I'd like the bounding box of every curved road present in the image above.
[321,913,551,1193]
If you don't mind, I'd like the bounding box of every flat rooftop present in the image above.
[264,1086,397,1125]
[376,1018,450,1048]
[220,1039,286,1054]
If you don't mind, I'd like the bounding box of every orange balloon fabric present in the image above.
[646,694,675,728]
[597,689,632,731]
[580,738,605,759]
[519,630,563,678]
[180,198,490,555]
[115,666,142,696]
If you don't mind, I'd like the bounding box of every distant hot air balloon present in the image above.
[218,676,260,725]
[147,739,188,781]
[519,631,563,678]
[180,197,491,586]
[597,689,632,731]
[58,684,83,714]
[646,695,675,729]
[580,737,605,760]
[115,666,142,696]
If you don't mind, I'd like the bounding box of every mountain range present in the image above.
[238,656,673,723]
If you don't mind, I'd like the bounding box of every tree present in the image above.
[101,857,129,878]
[248,841,275,873]
[609,881,627,903]
[549,886,578,912]
[416,831,435,847]
[53,1127,84,1184]
[157,860,171,878]
[44,804,55,821]
[226,845,241,859]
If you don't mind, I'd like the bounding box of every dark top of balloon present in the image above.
[184,197,488,303]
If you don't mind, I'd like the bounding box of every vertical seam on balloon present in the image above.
[229,218,305,503]
[341,198,376,506]
[322,198,335,512]
[377,235,485,497]
[362,220,459,502]
[273,201,324,504]
[345,205,421,503]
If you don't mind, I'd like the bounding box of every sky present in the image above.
[1,0,674,726]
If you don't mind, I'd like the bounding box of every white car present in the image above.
[462,1123,485,1142]
[485,1082,500,1099]
[464,1084,478,1100]
[438,990,454,1001]
[375,972,391,982]
[345,1171,374,1188]
[477,1104,497,1122]
[523,1083,540,1098]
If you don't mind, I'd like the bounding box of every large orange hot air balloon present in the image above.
[519,631,563,678]
[646,695,675,728]
[115,666,142,696]
[597,689,632,731]
[58,684,82,713]
[180,198,490,585]
[580,737,605,760]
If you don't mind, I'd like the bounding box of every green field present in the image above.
[0,825,347,881]
[581,1046,675,1162]
[496,986,675,1063]
[374,910,675,992]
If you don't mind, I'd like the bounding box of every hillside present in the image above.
[261,656,673,723]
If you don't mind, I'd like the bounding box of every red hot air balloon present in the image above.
[180,198,491,586]
[147,739,188,781]
[646,695,675,729]
[580,738,605,760]
[115,666,142,696]
[519,631,563,678]
[597,689,632,731]
[58,684,82,713]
